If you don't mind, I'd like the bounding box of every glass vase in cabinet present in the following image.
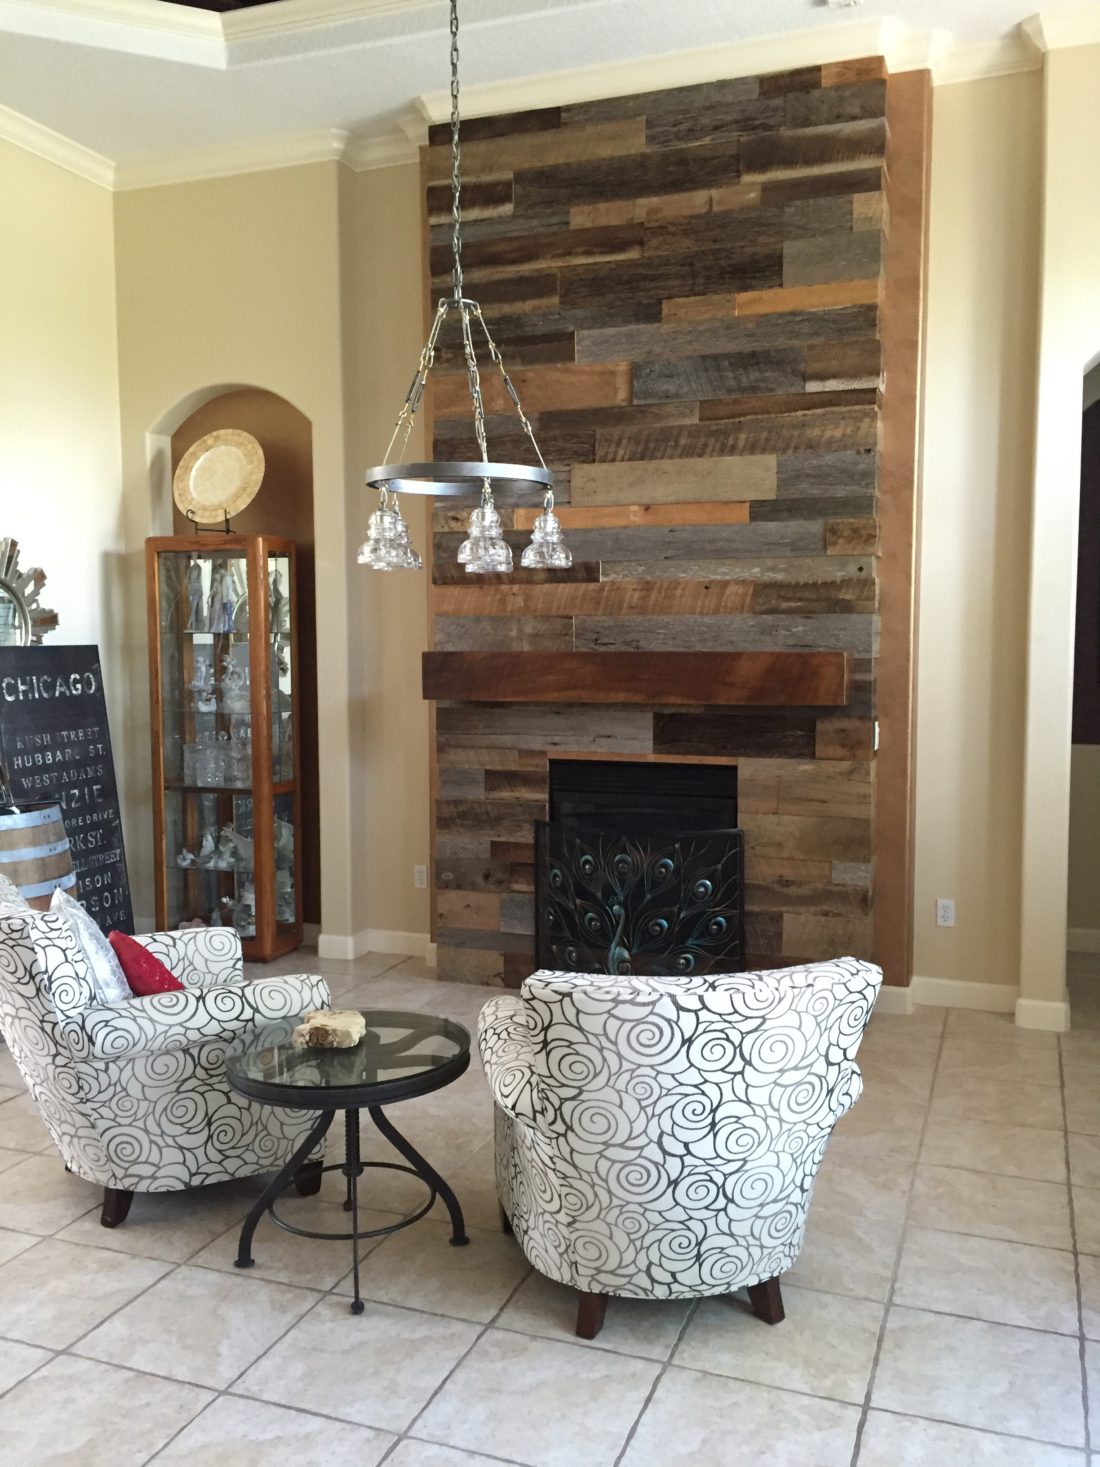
[145,534,302,960]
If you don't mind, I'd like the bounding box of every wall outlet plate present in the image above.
[413,865,428,889]
[936,898,955,928]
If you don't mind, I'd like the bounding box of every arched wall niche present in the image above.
[149,384,322,930]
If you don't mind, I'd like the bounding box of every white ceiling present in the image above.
[0,0,1096,183]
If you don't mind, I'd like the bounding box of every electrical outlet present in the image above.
[936,898,955,928]
[413,865,428,890]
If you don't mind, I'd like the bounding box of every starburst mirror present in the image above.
[0,538,59,646]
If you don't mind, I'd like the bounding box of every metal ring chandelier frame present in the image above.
[359,0,569,574]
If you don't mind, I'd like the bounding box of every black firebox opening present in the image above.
[548,759,737,834]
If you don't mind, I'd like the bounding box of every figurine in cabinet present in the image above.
[208,558,236,634]
[187,561,205,631]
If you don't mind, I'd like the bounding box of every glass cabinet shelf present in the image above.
[145,534,302,960]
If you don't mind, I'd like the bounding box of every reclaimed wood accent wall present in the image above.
[423,57,925,988]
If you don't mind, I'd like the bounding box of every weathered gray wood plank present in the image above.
[433,617,575,653]
[784,231,883,287]
[436,703,655,753]
[576,305,879,364]
[777,451,877,495]
[654,711,818,758]
[435,521,824,564]
[786,81,887,129]
[595,407,878,460]
[599,555,873,583]
[633,349,803,403]
[573,614,878,654]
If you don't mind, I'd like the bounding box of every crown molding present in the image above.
[0,0,226,65]
[417,16,898,123]
[1022,4,1100,53]
[343,129,420,171]
[415,16,1043,124]
[0,101,113,187]
[113,128,350,190]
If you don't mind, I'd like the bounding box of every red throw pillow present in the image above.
[108,932,185,998]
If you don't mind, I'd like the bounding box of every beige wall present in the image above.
[0,140,124,755]
[112,163,355,935]
[110,159,431,946]
[1019,43,1100,1016]
[912,70,1041,993]
[341,162,432,941]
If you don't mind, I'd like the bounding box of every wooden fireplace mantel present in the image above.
[421,651,851,707]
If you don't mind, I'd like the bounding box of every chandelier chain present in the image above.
[474,305,550,477]
[450,0,463,305]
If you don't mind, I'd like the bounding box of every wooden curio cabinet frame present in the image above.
[145,534,302,960]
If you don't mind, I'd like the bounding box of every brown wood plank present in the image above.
[731,279,881,317]
[423,651,850,706]
[741,119,887,179]
[787,80,887,128]
[437,890,502,930]
[699,388,877,421]
[822,58,888,87]
[572,456,776,504]
[432,362,631,419]
[432,617,576,653]
[816,716,875,761]
[873,69,931,988]
[826,518,880,555]
[805,339,882,390]
[432,580,756,618]
[424,117,646,182]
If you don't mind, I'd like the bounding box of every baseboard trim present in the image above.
[1068,928,1100,953]
[911,976,1018,1013]
[366,929,432,961]
[1015,997,1071,1033]
[873,985,914,1017]
[317,928,431,961]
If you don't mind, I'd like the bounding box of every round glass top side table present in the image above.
[227,1008,470,1315]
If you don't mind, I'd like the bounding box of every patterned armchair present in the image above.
[479,958,881,1338]
[0,892,329,1227]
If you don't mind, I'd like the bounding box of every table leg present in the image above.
[344,1109,365,1315]
[369,1104,468,1246]
[235,1110,334,1270]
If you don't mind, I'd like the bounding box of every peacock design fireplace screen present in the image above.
[534,760,744,977]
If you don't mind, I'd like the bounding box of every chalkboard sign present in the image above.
[0,646,133,935]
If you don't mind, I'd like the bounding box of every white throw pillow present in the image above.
[50,888,131,1006]
[0,874,28,910]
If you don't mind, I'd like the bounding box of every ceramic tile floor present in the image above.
[0,950,1097,1464]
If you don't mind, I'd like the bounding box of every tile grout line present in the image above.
[611,1300,699,1467]
[848,1000,948,1464]
[1060,1029,1092,1458]
[386,1257,536,1462]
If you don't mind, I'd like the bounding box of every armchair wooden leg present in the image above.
[100,1187,134,1229]
[576,1291,608,1340]
[747,1276,785,1325]
[499,1205,513,1236]
[293,1160,324,1197]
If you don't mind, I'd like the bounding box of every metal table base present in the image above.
[235,1105,468,1314]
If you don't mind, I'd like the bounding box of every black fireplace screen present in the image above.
[534,821,744,977]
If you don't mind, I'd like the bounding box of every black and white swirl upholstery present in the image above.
[479,958,881,1336]
[0,889,329,1214]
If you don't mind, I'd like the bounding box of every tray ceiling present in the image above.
[0,0,1094,182]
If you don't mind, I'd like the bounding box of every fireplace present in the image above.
[535,760,744,977]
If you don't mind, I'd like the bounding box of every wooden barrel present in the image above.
[0,806,77,911]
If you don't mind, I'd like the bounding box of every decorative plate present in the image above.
[173,429,265,524]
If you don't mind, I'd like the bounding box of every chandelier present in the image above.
[358,0,571,575]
